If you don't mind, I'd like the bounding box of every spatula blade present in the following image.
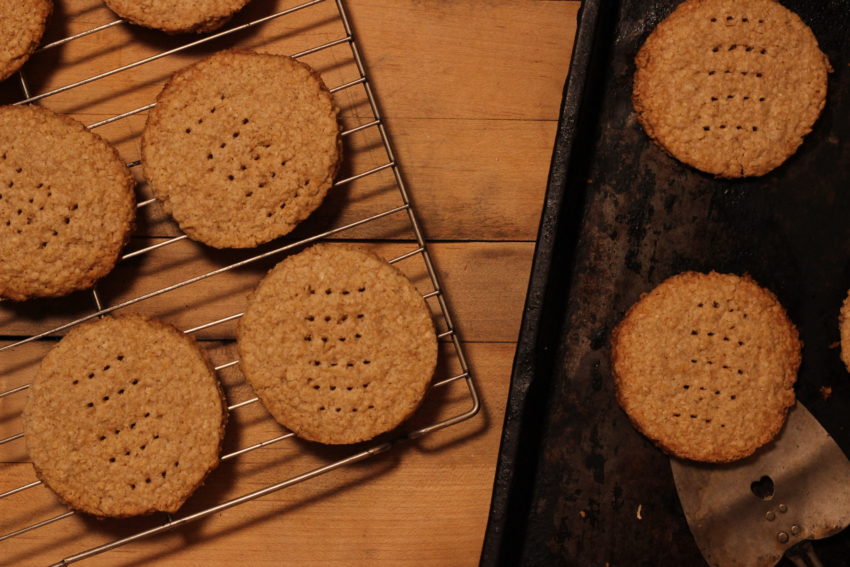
[671,403,850,567]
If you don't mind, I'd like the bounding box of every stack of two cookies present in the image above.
[24,243,438,517]
[615,0,834,461]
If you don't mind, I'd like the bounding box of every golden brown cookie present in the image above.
[0,105,135,301]
[0,0,51,82]
[633,0,830,177]
[839,291,850,373]
[237,244,437,445]
[142,50,341,248]
[612,272,800,462]
[102,0,251,34]
[23,316,227,518]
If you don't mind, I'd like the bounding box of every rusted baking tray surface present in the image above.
[481,0,850,565]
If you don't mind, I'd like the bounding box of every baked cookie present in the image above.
[142,50,341,248]
[612,272,800,462]
[633,0,830,177]
[23,316,227,518]
[102,0,252,34]
[0,0,51,82]
[0,105,135,301]
[237,244,437,445]
[839,291,850,373]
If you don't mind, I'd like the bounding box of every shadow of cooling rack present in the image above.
[0,0,480,564]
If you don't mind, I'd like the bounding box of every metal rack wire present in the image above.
[0,0,480,563]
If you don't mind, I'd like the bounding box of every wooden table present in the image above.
[0,1,579,564]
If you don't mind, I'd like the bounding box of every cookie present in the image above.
[0,105,135,301]
[102,0,252,34]
[142,50,341,248]
[633,0,830,177]
[23,316,227,518]
[839,291,850,373]
[0,0,51,82]
[612,272,800,462]
[237,244,437,445]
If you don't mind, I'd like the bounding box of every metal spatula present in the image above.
[671,403,850,567]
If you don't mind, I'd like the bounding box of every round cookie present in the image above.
[23,316,227,518]
[611,272,800,463]
[0,0,51,82]
[839,291,850,373]
[0,105,135,301]
[142,50,341,249]
[633,0,830,178]
[237,244,437,445]
[102,0,252,34]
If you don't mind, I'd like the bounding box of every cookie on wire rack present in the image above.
[23,316,228,518]
[142,50,341,248]
[612,271,800,463]
[633,0,830,177]
[102,0,252,34]
[0,0,51,82]
[0,105,135,301]
[237,244,437,445]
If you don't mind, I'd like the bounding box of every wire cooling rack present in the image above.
[0,0,479,564]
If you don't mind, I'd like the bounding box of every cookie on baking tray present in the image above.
[0,0,51,82]
[633,0,830,177]
[237,244,437,445]
[0,105,135,301]
[612,271,800,463]
[102,0,252,34]
[839,291,850,373]
[23,315,227,518]
[142,50,341,249]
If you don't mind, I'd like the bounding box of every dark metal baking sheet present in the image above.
[480,0,850,565]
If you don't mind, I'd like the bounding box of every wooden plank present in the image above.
[0,241,534,342]
[0,1,572,242]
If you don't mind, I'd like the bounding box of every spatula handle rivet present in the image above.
[778,504,788,513]
[765,511,776,521]
[777,532,790,544]
[790,524,801,535]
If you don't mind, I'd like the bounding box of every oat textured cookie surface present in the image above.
[23,316,227,518]
[0,105,135,301]
[238,244,437,445]
[102,0,251,34]
[612,272,800,462]
[142,50,341,248]
[839,291,850,373]
[633,0,830,177]
[0,0,51,82]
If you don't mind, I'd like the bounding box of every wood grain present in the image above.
[0,0,578,565]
